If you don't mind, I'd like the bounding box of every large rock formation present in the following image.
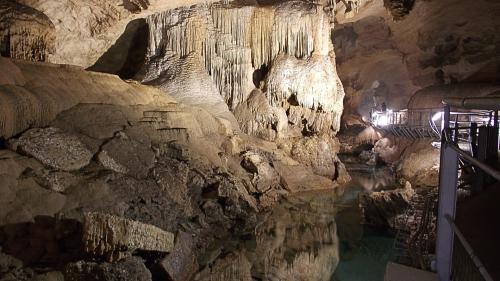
[0,1,353,280]
[0,57,176,140]
[0,54,345,280]
[12,0,225,66]
[334,0,500,120]
[138,0,344,138]
[0,0,55,62]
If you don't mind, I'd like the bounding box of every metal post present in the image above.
[470,122,477,157]
[476,126,488,192]
[493,110,499,157]
[443,105,451,141]
[436,144,459,281]
[454,115,459,143]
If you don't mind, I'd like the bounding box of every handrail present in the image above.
[444,215,494,281]
[446,142,500,181]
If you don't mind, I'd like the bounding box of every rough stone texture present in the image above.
[153,159,195,217]
[396,139,440,187]
[0,249,23,276]
[38,171,81,193]
[98,134,155,179]
[383,0,415,21]
[140,0,345,137]
[159,232,198,281]
[0,0,55,61]
[372,137,413,165]
[287,136,343,179]
[143,53,239,129]
[334,0,500,120]
[234,89,288,141]
[9,127,94,171]
[82,212,174,261]
[273,162,337,193]
[0,57,175,140]
[16,0,226,67]
[51,104,130,140]
[0,150,67,225]
[64,257,151,281]
[359,182,415,228]
[241,151,280,193]
[194,252,252,281]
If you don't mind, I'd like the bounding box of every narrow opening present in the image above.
[252,64,269,88]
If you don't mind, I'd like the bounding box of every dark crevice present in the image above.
[252,64,269,88]
[88,18,149,80]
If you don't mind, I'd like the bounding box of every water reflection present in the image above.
[212,162,396,281]
[251,191,341,281]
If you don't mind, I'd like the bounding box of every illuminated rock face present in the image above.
[141,0,345,140]
[334,0,500,121]
[0,1,55,62]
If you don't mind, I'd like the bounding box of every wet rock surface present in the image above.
[359,182,415,229]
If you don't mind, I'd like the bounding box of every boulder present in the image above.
[0,177,66,225]
[241,151,280,193]
[194,252,252,281]
[153,159,194,216]
[273,162,337,192]
[98,133,155,179]
[359,182,415,228]
[9,127,94,171]
[397,139,440,187]
[158,232,198,281]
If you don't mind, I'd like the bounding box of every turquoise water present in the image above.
[332,161,396,281]
[227,159,397,280]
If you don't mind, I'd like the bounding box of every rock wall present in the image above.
[140,0,345,139]
[1,0,346,139]
[334,0,500,120]
[0,57,177,140]
[0,0,55,62]
[11,0,226,67]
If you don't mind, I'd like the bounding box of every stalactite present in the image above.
[143,0,345,135]
[144,2,323,109]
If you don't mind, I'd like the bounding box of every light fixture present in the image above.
[376,114,389,126]
[432,112,442,121]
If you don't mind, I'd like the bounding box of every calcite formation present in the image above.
[0,0,55,61]
[82,212,174,261]
[0,57,175,140]
[142,0,345,138]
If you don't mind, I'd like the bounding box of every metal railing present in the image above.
[436,105,499,281]
[447,215,493,281]
[370,107,494,140]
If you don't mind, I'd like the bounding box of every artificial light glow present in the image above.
[376,114,389,126]
[432,112,443,121]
